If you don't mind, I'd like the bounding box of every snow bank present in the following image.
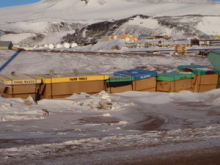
[38,91,131,112]
[0,96,45,122]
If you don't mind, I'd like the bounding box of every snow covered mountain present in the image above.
[0,0,219,23]
[0,0,220,45]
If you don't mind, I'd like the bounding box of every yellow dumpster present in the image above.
[0,73,41,99]
[35,72,109,99]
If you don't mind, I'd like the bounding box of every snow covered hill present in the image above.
[124,0,214,3]
[0,0,220,45]
[0,0,219,23]
[61,15,220,45]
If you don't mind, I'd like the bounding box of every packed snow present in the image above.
[0,49,220,164]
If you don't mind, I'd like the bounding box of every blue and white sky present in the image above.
[0,0,220,8]
[0,0,40,8]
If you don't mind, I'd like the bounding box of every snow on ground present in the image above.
[0,49,211,75]
[0,49,220,164]
[1,88,220,164]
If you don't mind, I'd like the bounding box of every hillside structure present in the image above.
[0,41,13,50]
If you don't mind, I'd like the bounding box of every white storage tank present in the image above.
[63,42,70,48]
[71,43,78,48]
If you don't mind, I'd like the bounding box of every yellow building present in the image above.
[215,35,220,39]
[102,34,138,43]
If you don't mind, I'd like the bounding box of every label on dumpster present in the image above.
[0,75,41,85]
[69,77,88,81]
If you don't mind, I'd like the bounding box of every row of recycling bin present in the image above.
[0,64,219,100]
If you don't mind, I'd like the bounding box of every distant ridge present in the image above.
[124,0,214,3]
[42,0,214,3]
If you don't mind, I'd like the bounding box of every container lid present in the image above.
[207,51,220,71]
[113,69,158,80]
[35,72,109,83]
[106,76,133,82]
[209,51,220,54]
[157,72,194,81]
[177,65,219,75]
[0,74,41,85]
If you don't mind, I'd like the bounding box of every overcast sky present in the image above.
[0,0,220,8]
